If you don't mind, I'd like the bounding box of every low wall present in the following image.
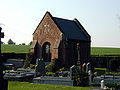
[4,74,34,82]
[93,76,120,85]
[90,57,120,68]
[33,76,73,86]
[7,59,24,68]
[2,53,26,62]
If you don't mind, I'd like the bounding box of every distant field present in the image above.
[91,47,120,56]
[1,44,120,55]
[1,44,30,54]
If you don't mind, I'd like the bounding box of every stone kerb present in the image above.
[33,76,73,86]
[33,65,74,86]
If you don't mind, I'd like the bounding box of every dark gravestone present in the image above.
[35,59,46,77]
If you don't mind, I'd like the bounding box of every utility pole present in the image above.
[0,27,7,90]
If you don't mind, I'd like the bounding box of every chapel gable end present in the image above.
[33,11,62,42]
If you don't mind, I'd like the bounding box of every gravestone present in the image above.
[70,65,76,79]
[88,70,92,85]
[86,62,91,72]
[35,58,46,77]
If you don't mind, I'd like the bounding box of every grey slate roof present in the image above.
[53,17,90,41]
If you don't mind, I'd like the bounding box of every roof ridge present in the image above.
[53,17,73,22]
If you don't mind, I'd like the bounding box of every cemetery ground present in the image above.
[2,44,120,89]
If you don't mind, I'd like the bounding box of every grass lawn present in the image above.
[91,47,120,56]
[94,68,107,76]
[95,68,107,71]
[1,44,30,54]
[8,81,91,90]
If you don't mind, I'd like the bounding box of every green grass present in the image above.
[95,68,107,71]
[94,68,107,76]
[1,44,30,54]
[1,44,120,55]
[91,47,120,56]
[8,81,91,90]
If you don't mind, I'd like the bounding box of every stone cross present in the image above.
[76,43,81,71]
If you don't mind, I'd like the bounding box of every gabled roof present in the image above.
[53,17,90,41]
[33,11,91,41]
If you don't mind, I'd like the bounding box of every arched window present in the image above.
[42,42,51,62]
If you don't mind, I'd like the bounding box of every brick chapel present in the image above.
[30,11,91,68]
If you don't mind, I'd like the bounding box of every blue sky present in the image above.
[0,0,120,47]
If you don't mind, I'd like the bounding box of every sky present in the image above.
[0,0,120,48]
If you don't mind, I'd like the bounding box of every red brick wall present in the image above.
[33,12,62,61]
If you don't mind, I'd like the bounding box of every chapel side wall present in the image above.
[79,41,90,63]
[64,40,77,68]
[64,40,90,69]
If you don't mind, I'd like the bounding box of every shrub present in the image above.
[46,72,55,76]
[45,64,53,72]
[30,64,35,69]
[45,58,62,72]
[105,83,118,88]
[55,67,65,73]
[23,53,32,69]
[3,64,9,70]
[109,58,120,72]
[73,71,89,86]
[72,66,89,86]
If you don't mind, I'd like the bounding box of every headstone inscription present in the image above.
[35,58,46,77]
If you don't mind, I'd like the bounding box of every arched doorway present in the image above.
[42,42,51,62]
